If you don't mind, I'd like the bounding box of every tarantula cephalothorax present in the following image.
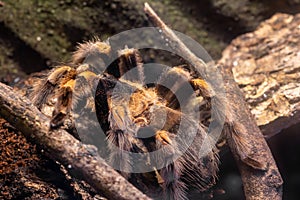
[31,39,221,200]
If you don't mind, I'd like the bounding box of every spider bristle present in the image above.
[72,40,111,71]
[159,152,187,200]
[171,118,219,192]
[182,150,219,192]
[107,130,133,179]
[118,48,144,84]
[70,76,88,111]
[151,133,187,200]
[51,78,76,128]
[190,78,214,99]
[73,70,99,112]
[31,66,73,109]
[31,79,56,109]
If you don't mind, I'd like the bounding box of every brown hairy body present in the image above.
[31,38,221,200]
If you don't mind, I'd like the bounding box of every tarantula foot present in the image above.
[155,130,172,145]
[190,78,214,98]
[50,112,66,128]
[154,167,165,184]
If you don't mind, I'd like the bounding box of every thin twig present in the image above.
[144,2,283,200]
[0,82,151,200]
[144,3,207,74]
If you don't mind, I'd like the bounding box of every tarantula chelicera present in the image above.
[31,39,223,200]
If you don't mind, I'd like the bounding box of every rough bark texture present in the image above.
[220,13,300,137]
[217,63,283,200]
[0,82,151,200]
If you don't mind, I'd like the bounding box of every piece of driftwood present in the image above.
[144,3,283,200]
[217,64,284,200]
[0,82,151,200]
[220,13,300,138]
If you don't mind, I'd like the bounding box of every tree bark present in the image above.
[0,82,151,200]
[218,63,283,199]
[220,13,300,138]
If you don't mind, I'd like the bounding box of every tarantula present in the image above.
[31,39,223,200]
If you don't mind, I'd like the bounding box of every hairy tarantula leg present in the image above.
[190,78,215,99]
[156,66,193,110]
[161,164,187,200]
[152,129,187,199]
[191,74,263,169]
[72,39,111,69]
[76,69,100,111]
[117,47,145,84]
[106,129,133,179]
[51,78,76,128]
[158,150,187,200]
[51,66,100,129]
[31,66,73,110]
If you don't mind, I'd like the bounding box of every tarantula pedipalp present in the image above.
[31,39,220,200]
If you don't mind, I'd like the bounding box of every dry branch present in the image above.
[0,82,151,200]
[218,64,283,200]
[144,2,283,200]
